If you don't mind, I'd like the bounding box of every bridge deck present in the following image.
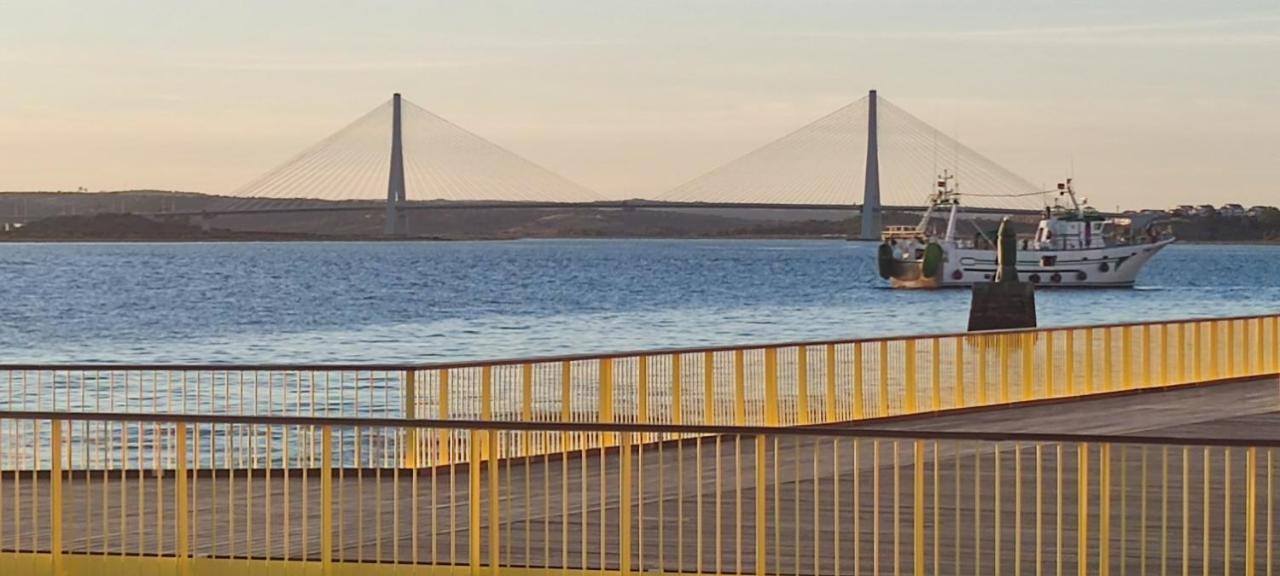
[1,377,1276,574]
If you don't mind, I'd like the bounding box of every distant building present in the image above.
[1219,204,1246,218]
[1247,205,1275,218]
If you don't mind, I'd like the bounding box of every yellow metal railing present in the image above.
[0,411,1277,576]
[2,314,1278,462]
[405,314,1280,428]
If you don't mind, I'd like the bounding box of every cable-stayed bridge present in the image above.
[159,91,1052,238]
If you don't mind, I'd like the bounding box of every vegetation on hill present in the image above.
[1167,209,1280,242]
[2,190,1277,242]
[0,213,336,241]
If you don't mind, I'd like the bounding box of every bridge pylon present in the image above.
[859,89,881,240]
[385,93,408,237]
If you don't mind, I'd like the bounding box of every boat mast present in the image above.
[1059,178,1083,218]
[940,171,959,242]
[916,194,936,235]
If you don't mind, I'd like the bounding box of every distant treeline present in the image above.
[1167,209,1280,242]
[2,190,1278,242]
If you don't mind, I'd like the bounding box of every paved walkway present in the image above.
[0,377,1275,574]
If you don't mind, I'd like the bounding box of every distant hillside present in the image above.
[0,190,875,239]
[1166,211,1280,242]
[0,213,337,242]
[2,190,1275,242]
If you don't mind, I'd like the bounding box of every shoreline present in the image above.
[2,235,1277,245]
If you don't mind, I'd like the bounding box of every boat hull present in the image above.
[885,238,1174,288]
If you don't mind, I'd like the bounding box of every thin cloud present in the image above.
[957,14,1280,46]
[768,13,1280,47]
[174,56,484,72]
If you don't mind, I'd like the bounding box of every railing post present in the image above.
[854,344,866,419]
[1122,326,1133,389]
[1078,442,1090,576]
[878,341,890,416]
[1229,319,1238,377]
[1066,330,1076,396]
[639,356,651,427]
[904,340,918,413]
[671,355,683,425]
[1161,323,1172,385]
[481,366,494,422]
[1103,328,1114,391]
[488,430,500,575]
[470,430,483,573]
[1259,317,1269,376]
[755,434,768,576]
[176,423,189,574]
[1247,447,1258,576]
[734,350,747,425]
[521,363,534,421]
[1044,331,1056,397]
[565,360,576,427]
[50,419,63,574]
[620,431,634,576]
[1179,322,1188,383]
[827,344,839,420]
[600,358,615,443]
[1239,317,1249,376]
[764,348,778,426]
[1142,324,1153,387]
[321,425,333,573]
[1225,448,1233,576]
[705,351,718,425]
[1193,322,1204,381]
[440,370,452,465]
[999,334,1011,403]
[913,440,925,576]
[1272,316,1279,373]
[1099,444,1111,575]
[1084,329,1095,393]
[977,336,989,404]
[1211,320,1221,379]
[797,347,811,424]
[1022,332,1034,401]
[403,369,418,468]
[930,338,942,411]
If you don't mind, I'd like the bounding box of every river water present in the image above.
[2,240,1277,364]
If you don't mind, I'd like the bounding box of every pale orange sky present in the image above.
[2,1,1279,209]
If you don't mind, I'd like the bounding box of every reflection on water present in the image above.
[1,240,1277,363]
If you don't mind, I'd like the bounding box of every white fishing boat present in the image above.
[877,175,1174,288]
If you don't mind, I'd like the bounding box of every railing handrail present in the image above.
[5,408,1279,448]
[1,311,1276,372]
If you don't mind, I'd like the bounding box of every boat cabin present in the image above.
[1032,211,1110,251]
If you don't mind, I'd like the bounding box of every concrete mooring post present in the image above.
[967,217,1037,331]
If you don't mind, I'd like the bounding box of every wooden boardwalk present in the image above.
[850,375,1280,440]
[1,376,1277,574]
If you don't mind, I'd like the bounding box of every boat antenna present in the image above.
[931,115,938,187]
[1057,178,1083,217]
[953,124,960,191]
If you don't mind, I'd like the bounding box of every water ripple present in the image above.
[0,240,1277,363]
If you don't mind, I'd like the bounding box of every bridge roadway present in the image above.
[2,376,1275,574]
[149,199,1052,218]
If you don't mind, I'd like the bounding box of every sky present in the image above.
[2,0,1279,208]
